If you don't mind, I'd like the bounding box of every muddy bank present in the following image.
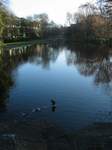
[0,120,112,150]
[0,120,73,150]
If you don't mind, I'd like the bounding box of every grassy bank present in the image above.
[5,40,38,46]
[3,40,40,49]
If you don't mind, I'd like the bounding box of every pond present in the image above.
[0,41,112,132]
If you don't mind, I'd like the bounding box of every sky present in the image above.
[9,0,94,25]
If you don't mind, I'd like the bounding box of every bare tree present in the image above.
[79,2,99,17]
[66,12,73,25]
[98,0,112,19]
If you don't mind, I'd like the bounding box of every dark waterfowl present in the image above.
[51,98,56,105]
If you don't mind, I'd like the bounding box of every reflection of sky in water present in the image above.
[0,44,112,131]
[110,57,112,62]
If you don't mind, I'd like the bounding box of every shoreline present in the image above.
[0,120,112,149]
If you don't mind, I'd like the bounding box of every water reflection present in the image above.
[0,41,112,124]
[0,46,14,112]
[3,42,62,69]
[65,43,112,95]
[1,42,112,98]
[0,41,62,112]
[32,43,60,68]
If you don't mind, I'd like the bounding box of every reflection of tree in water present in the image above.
[95,59,112,84]
[0,42,61,111]
[65,42,112,94]
[0,46,13,112]
[32,44,60,68]
[4,42,61,69]
[32,40,63,68]
[67,43,112,123]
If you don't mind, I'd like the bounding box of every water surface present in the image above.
[0,41,112,131]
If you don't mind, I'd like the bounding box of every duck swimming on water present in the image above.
[51,98,56,105]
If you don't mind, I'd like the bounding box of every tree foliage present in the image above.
[65,2,112,46]
[0,3,61,43]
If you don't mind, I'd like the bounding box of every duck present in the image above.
[51,98,56,106]
[32,107,41,113]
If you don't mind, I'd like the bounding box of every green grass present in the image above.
[0,41,5,47]
[4,40,39,46]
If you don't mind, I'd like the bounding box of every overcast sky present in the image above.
[10,0,94,24]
